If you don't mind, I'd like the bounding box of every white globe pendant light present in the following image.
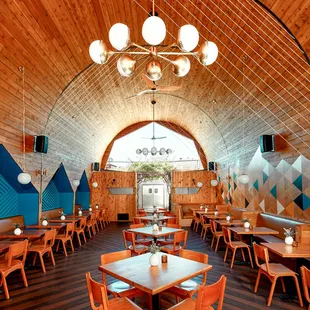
[172,56,191,77]
[72,179,80,187]
[117,55,136,77]
[92,181,98,188]
[89,40,110,64]
[210,179,218,187]
[142,16,166,45]
[238,174,249,184]
[109,23,130,51]
[17,172,31,185]
[178,25,199,52]
[196,41,218,66]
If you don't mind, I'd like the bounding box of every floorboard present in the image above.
[0,223,307,309]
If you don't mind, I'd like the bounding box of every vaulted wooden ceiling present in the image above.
[0,0,309,189]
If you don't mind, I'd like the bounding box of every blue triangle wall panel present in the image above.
[76,171,90,209]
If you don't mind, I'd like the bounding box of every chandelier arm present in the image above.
[156,53,174,64]
[132,43,152,54]
[113,51,149,55]
[158,51,194,56]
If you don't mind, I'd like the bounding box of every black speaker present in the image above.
[34,136,48,153]
[208,161,217,171]
[92,162,100,172]
[260,135,275,153]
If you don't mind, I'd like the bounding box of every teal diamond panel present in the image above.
[253,179,259,191]
[263,171,269,184]
[270,185,277,199]
[42,181,60,211]
[0,174,19,218]
[293,175,302,191]
[294,193,310,211]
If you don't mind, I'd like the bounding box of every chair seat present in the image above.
[161,244,181,253]
[215,231,223,236]
[0,259,21,270]
[262,263,296,276]
[231,241,248,248]
[167,279,200,297]
[108,281,138,297]
[55,234,69,239]
[135,237,153,246]
[157,238,174,245]
[28,245,49,252]
[168,298,196,309]
[128,244,148,253]
[109,296,142,309]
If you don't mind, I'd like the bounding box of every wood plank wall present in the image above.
[90,171,136,221]
[171,170,219,204]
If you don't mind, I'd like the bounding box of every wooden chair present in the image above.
[169,275,227,310]
[133,217,142,224]
[129,224,153,246]
[167,217,177,225]
[199,214,210,240]
[0,240,28,299]
[192,210,200,232]
[27,229,56,273]
[210,220,223,252]
[123,230,148,255]
[253,242,303,307]
[157,223,182,246]
[164,249,209,302]
[301,266,310,310]
[138,210,146,217]
[161,230,188,255]
[222,227,253,268]
[55,222,75,256]
[86,213,96,238]
[94,210,100,232]
[97,209,105,229]
[74,217,87,246]
[86,272,142,310]
[101,208,109,226]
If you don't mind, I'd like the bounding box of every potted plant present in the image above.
[204,205,208,212]
[148,241,160,266]
[284,228,295,245]
[59,211,66,220]
[226,212,231,221]
[41,216,49,226]
[78,207,83,215]
[243,218,250,229]
[89,205,92,212]
[13,223,23,235]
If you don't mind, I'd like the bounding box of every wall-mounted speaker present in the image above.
[92,162,100,172]
[260,135,275,153]
[34,136,48,153]
[208,161,217,171]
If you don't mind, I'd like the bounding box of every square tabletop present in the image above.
[127,226,183,238]
[261,242,310,258]
[229,226,279,235]
[0,229,48,240]
[136,216,174,221]
[49,216,81,223]
[0,240,20,252]
[205,214,228,220]
[98,252,212,295]
[27,222,68,229]
[215,220,244,227]
[195,210,226,215]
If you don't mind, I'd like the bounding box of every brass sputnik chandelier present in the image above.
[89,0,218,81]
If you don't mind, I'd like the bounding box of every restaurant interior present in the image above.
[0,0,309,309]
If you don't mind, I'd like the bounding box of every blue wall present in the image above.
[76,171,90,209]
[0,144,38,225]
[42,164,73,214]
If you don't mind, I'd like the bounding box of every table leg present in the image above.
[152,293,160,310]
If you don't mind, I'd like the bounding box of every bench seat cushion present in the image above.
[254,234,283,243]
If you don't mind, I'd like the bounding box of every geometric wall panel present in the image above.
[0,174,19,218]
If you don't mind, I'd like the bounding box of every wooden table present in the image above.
[144,210,166,214]
[127,226,183,242]
[215,219,244,227]
[136,216,174,222]
[0,229,48,240]
[27,222,68,229]
[49,216,82,223]
[204,214,228,220]
[98,252,212,310]
[195,210,226,215]
[261,242,310,258]
[0,240,20,252]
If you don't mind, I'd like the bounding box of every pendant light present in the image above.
[17,66,31,185]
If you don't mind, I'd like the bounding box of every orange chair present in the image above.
[86,272,142,310]
[192,210,200,232]
[55,222,75,256]
[133,217,142,224]
[123,230,148,255]
[253,242,303,307]
[164,249,209,302]
[74,217,87,246]
[86,213,96,238]
[167,217,177,225]
[157,223,182,246]
[161,230,188,255]
[222,226,253,269]
[27,229,56,273]
[210,220,223,252]
[94,210,100,232]
[169,275,227,310]
[129,224,153,246]
[301,266,310,310]
[137,209,146,217]
[0,240,28,299]
[199,214,210,240]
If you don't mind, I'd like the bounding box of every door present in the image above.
[142,184,165,209]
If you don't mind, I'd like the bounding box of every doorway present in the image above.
[142,184,165,209]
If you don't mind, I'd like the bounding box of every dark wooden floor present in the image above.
[0,222,307,309]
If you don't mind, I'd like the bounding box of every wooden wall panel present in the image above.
[172,170,219,204]
[90,171,136,221]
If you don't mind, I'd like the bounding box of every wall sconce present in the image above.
[36,169,47,176]
[92,181,98,188]
[112,178,116,185]
[197,181,203,188]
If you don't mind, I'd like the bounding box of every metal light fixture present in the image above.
[210,179,218,187]
[92,181,98,188]
[136,100,172,156]
[89,0,218,81]
[17,66,31,185]
[72,179,80,187]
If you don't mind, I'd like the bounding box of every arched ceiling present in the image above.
[0,0,309,190]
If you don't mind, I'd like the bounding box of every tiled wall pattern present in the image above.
[220,147,310,220]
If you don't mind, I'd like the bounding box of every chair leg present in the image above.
[215,237,220,253]
[224,246,229,262]
[77,233,81,246]
[2,276,9,299]
[230,248,236,268]
[82,231,87,243]
[241,248,245,261]
[32,252,37,266]
[254,268,261,292]
[39,253,46,273]
[211,235,215,248]
[50,250,56,266]
[21,266,28,287]
[70,238,74,252]
[62,240,68,257]
[280,277,286,293]
[267,278,277,306]
[56,240,60,252]
[203,228,207,240]
[292,275,303,307]
[247,247,254,268]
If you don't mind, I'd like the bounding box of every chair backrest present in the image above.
[199,214,206,224]
[86,272,109,310]
[79,217,87,229]
[164,211,172,216]
[7,239,28,268]
[123,230,137,251]
[167,217,177,224]
[133,217,141,224]
[173,230,188,249]
[222,227,232,246]
[253,242,270,272]
[65,222,74,237]
[300,266,310,303]
[138,210,146,216]
[43,229,56,248]
[210,220,216,234]
[166,223,181,229]
[195,275,227,310]
[130,223,144,229]
[100,250,131,284]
